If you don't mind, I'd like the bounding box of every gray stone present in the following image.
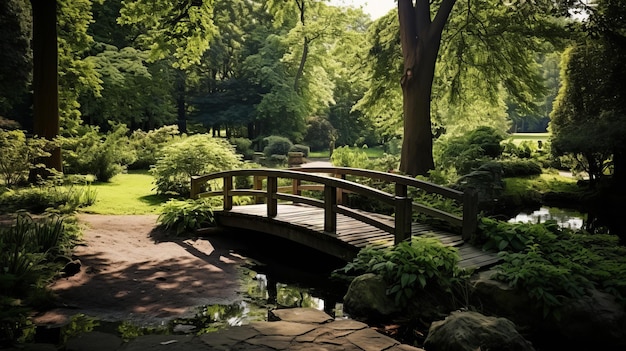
[343,273,399,320]
[65,331,122,351]
[471,270,538,325]
[424,311,535,351]
[554,289,626,348]
[245,335,293,349]
[270,308,333,324]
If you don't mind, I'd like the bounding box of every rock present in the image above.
[61,259,81,278]
[343,273,399,320]
[424,311,535,351]
[471,270,538,326]
[551,289,626,349]
[269,308,333,324]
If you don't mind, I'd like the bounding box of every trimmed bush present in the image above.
[263,136,293,157]
[499,159,542,177]
[290,144,310,158]
[304,116,337,151]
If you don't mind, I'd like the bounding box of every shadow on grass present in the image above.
[138,194,171,207]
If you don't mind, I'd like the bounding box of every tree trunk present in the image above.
[397,0,456,176]
[31,0,62,172]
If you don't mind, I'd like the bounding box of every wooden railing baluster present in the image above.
[394,196,412,244]
[462,187,478,241]
[223,176,233,210]
[267,176,278,217]
[324,184,337,233]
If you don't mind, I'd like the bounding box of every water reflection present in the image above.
[508,206,586,230]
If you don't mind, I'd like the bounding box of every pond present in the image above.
[508,206,586,230]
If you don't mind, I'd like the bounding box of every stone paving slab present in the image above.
[29,308,425,351]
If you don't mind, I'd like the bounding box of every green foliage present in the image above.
[498,159,543,177]
[262,136,293,158]
[60,123,136,181]
[0,129,53,187]
[290,144,310,158]
[229,137,255,160]
[0,213,77,299]
[129,125,180,170]
[304,116,337,152]
[330,146,369,168]
[0,185,97,215]
[158,198,218,236]
[152,134,242,196]
[336,236,464,307]
[436,126,506,175]
[481,218,626,318]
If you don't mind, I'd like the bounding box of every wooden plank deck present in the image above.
[214,204,500,270]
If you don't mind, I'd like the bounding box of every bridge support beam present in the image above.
[223,176,233,210]
[462,188,478,241]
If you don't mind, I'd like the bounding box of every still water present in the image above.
[508,206,586,230]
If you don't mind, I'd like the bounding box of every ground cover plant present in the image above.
[479,218,626,319]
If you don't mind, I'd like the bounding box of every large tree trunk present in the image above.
[31,0,62,172]
[397,0,456,176]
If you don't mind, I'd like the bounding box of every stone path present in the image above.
[15,308,424,351]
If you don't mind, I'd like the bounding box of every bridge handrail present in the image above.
[290,166,463,200]
[191,167,477,241]
[290,167,477,239]
[191,168,412,243]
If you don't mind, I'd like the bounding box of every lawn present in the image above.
[508,132,550,145]
[80,170,169,215]
[309,145,386,159]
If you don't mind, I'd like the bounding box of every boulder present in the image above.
[343,273,399,320]
[551,289,626,349]
[424,311,535,351]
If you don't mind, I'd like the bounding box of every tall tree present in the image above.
[380,0,565,175]
[550,0,626,185]
[31,0,62,172]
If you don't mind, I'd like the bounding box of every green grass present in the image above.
[80,170,169,215]
[310,146,386,159]
[508,133,550,145]
[504,173,580,197]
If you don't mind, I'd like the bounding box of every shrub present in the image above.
[335,236,465,307]
[0,129,53,187]
[330,146,369,168]
[262,136,293,157]
[59,123,136,181]
[151,134,242,196]
[303,116,337,151]
[499,159,542,177]
[229,137,255,160]
[437,126,505,175]
[158,198,219,236]
[290,144,310,158]
[129,125,180,169]
[0,186,97,214]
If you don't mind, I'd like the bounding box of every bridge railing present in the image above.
[191,169,413,244]
[289,167,477,240]
[190,167,478,242]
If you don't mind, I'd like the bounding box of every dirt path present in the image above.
[35,214,247,326]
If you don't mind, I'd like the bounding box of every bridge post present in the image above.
[190,176,200,199]
[336,174,346,205]
[254,175,264,204]
[267,176,278,217]
[292,178,301,196]
[462,188,478,241]
[223,176,233,210]
[324,184,337,233]
[394,196,412,244]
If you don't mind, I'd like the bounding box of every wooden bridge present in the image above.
[191,167,499,269]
